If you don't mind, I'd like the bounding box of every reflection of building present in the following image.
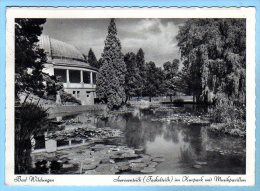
[39,35,98,105]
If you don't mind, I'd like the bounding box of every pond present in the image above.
[31,104,246,174]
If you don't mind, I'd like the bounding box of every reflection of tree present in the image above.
[143,121,163,142]
[179,145,195,163]
[180,126,204,157]
[163,124,179,143]
[124,116,164,148]
[125,119,144,148]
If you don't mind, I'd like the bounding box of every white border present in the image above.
[5,7,256,186]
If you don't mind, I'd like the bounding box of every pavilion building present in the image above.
[38,35,98,105]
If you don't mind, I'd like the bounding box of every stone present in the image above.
[134,148,144,154]
[82,164,97,170]
[130,162,147,172]
[195,161,207,165]
[91,144,106,151]
[83,158,96,165]
[141,167,156,174]
[84,170,98,175]
[62,163,74,169]
[101,158,111,164]
[121,153,138,159]
[129,158,143,163]
[95,164,119,174]
[193,164,202,169]
[148,162,158,168]
[152,157,165,163]
[116,162,130,171]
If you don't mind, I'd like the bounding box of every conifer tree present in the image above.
[136,48,146,97]
[87,48,100,69]
[124,52,141,102]
[96,19,126,109]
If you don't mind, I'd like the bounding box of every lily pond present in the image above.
[31,104,246,174]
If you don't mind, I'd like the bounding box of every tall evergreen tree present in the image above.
[124,52,141,102]
[15,18,47,99]
[96,19,126,109]
[136,48,146,97]
[87,48,100,69]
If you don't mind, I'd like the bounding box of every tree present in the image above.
[136,48,146,97]
[177,60,193,95]
[15,19,47,99]
[163,59,180,102]
[124,52,141,102]
[177,19,246,105]
[87,48,101,69]
[96,19,126,109]
[14,18,53,174]
[143,61,164,102]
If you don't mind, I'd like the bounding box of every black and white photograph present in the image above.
[5,7,255,186]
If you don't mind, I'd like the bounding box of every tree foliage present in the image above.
[163,59,180,102]
[87,48,101,69]
[143,61,164,101]
[124,52,141,101]
[15,103,51,173]
[135,48,146,97]
[177,18,246,105]
[96,19,126,109]
[15,19,47,98]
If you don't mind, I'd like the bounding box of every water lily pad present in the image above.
[141,167,156,174]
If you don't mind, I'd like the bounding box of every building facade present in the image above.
[39,35,98,105]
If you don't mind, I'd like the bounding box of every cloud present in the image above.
[119,19,181,67]
[42,18,184,67]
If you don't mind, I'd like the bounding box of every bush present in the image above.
[15,103,50,174]
[209,93,246,135]
[60,91,81,105]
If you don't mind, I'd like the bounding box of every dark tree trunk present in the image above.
[149,96,152,102]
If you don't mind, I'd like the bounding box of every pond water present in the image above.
[32,105,246,174]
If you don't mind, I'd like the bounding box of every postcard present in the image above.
[5,7,256,186]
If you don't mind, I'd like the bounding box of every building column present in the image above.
[80,70,84,87]
[90,72,93,85]
[80,70,83,82]
[66,69,70,87]
[66,69,70,82]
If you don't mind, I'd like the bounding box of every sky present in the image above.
[42,18,185,67]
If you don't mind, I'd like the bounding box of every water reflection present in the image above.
[40,106,245,174]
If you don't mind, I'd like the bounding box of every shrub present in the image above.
[210,93,246,134]
[60,91,81,105]
[15,103,50,173]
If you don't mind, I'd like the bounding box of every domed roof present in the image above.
[38,35,85,61]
